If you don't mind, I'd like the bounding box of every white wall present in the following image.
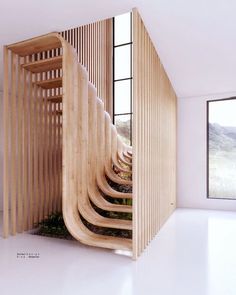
[177,92,236,211]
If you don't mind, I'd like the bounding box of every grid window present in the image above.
[114,79,131,114]
[114,45,131,80]
[207,98,236,200]
[115,114,132,146]
[114,12,131,46]
[113,12,133,145]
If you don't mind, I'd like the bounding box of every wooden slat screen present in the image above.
[3,18,113,238]
[3,47,63,237]
[60,19,113,116]
[132,9,177,258]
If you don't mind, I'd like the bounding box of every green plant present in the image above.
[34,212,73,240]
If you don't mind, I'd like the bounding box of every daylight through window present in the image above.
[113,12,133,146]
[207,98,236,200]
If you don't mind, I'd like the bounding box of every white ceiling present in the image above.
[1,0,236,98]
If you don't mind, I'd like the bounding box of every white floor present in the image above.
[1,209,236,295]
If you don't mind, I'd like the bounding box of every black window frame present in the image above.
[207,96,236,200]
[112,12,133,145]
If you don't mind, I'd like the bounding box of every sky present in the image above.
[209,99,236,127]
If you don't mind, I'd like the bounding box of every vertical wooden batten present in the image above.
[3,33,132,253]
[3,46,9,238]
[17,55,23,233]
[3,36,64,236]
[132,9,177,259]
[60,19,113,116]
[2,9,177,259]
[10,52,17,235]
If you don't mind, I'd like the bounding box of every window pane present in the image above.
[114,80,131,114]
[115,114,131,146]
[208,99,236,199]
[114,12,131,45]
[114,45,131,80]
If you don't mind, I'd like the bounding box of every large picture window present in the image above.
[207,98,236,199]
[113,12,133,146]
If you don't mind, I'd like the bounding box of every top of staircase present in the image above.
[7,33,62,57]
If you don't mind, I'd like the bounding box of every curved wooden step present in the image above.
[63,205,132,251]
[88,82,132,206]
[22,56,62,73]
[117,140,133,167]
[105,165,132,186]
[47,95,62,103]
[7,33,62,57]
[5,32,133,253]
[36,77,62,89]
[123,151,132,161]
[88,186,132,213]
[97,173,132,199]
[104,112,132,185]
[111,126,132,172]
[63,53,132,251]
[127,150,132,157]
[95,97,132,199]
[79,201,132,230]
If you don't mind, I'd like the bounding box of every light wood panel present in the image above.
[22,56,62,73]
[35,77,62,89]
[3,46,9,238]
[61,36,132,250]
[132,9,177,259]
[3,35,64,236]
[3,14,176,259]
[8,36,62,56]
[3,33,132,253]
[60,18,113,116]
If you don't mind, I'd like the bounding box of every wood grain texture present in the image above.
[22,56,62,73]
[3,14,176,259]
[36,77,62,89]
[132,9,177,259]
[3,46,9,238]
[61,18,113,116]
[10,52,17,235]
[4,33,132,252]
[61,38,132,250]
[3,35,64,236]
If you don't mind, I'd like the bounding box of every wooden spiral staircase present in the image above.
[4,33,133,251]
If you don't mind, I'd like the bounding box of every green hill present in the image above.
[209,123,236,152]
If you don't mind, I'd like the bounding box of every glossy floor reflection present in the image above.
[1,209,236,295]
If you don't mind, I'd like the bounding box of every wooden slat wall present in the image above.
[61,19,113,116]
[132,9,177,259]
[3,19,113,238]
[3,48,62,237]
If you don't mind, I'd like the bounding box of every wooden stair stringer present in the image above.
[62,44,132,251]
[95,98,132,199]
[87,83,132,213]
[8,32,133,251]
[111,126,133,172]
[104,113,132,185]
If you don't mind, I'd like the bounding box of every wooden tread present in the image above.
[22,56,62,73]
[105,165,132,186]
[36,77,62,89]
[47,95,62,103]
[97,175,132,199]
[7,34,62,57]
[88,185,132,213]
